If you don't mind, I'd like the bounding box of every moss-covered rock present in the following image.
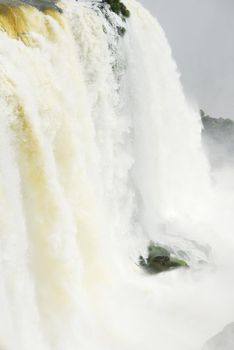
[139,241,189,274]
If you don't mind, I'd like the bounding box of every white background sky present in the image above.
[141,0,234,119]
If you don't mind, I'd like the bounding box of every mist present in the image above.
[141,0,234,119]
[139,1,234,348]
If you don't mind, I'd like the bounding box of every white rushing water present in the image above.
[0,1,233,349]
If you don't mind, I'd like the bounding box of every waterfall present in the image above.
[0,1,233,349]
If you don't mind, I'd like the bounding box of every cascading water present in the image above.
[0,1,233,350]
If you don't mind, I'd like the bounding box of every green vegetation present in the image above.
[99,0,130,36]
[103,0,130,18]
[139,241,189,274]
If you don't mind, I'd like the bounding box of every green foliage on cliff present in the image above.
[103,0,130,18]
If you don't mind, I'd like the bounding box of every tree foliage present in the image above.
[102,0,130,18]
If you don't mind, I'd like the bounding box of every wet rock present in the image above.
[139,241,189,274]
[0,0,63,13]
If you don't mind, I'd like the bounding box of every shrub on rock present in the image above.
[139,241,189,274]
[103,0,130,18]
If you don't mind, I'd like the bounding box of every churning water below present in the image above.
[0,1,233,349]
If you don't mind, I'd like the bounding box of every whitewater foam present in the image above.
[0,1,233,349]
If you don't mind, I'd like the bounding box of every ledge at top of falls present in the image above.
[0,0,64,45]
[0,0,62,12]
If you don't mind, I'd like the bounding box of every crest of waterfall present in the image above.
[0,1,233,350]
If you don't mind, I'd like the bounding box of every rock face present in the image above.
[139,242,189,274]
[0,0,62,12]
[201,110,234,167]
[203,323,234,350]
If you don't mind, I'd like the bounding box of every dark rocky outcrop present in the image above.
[139,242,189,274]
[201,109,234,167]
